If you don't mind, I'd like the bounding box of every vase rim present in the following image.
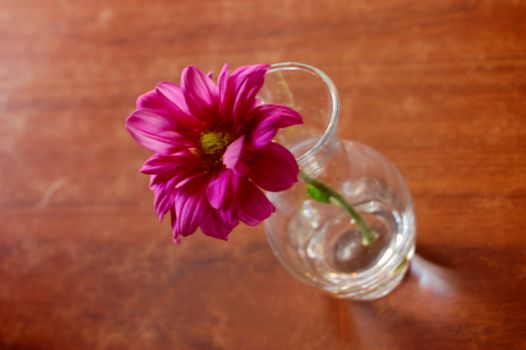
[268,62,340,165]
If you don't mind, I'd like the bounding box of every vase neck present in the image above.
[259,62,340,168]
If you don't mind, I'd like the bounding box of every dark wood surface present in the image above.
[1,1,525,349]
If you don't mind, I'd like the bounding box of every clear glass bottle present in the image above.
[259,62,416,300]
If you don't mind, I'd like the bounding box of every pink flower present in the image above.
[126,64,302,241]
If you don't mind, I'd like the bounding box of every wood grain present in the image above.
[0,0,525,349]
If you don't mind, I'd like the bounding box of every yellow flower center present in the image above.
[199,130,233,160]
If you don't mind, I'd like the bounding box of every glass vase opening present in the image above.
[259,62,416,300]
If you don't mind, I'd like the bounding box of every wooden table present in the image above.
[1,1,525,349]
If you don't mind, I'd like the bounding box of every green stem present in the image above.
[299,170,378,246]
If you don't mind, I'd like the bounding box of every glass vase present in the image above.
[259,62,416,300]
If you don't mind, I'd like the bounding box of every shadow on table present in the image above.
[326,244,526,349]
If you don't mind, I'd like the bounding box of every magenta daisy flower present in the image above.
[126,64,302,241]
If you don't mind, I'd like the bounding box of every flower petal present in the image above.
[217,64,234,121]
[174,175,208,237]
[231,64,269,123]
[218,209,239,229]
[206,169,239,209]
[137,89,170,114]
[155,82,188,113]
[237,178,275,226]
[181,66,218,122]
[175,172,208,189]
[230,64,270,83]
[155,82,206,130]
[217,64,230,102]
[222,136,243,168]
[143,151,202,196]
[200,206,237,240]
[250,104,303,148]
[126,110,194,153]
[218,64,269,123]
[248,143,298,192]
[170,208,180,242]
[140,151,192,175]
[222,136,250,176]
[151,183,175,221]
